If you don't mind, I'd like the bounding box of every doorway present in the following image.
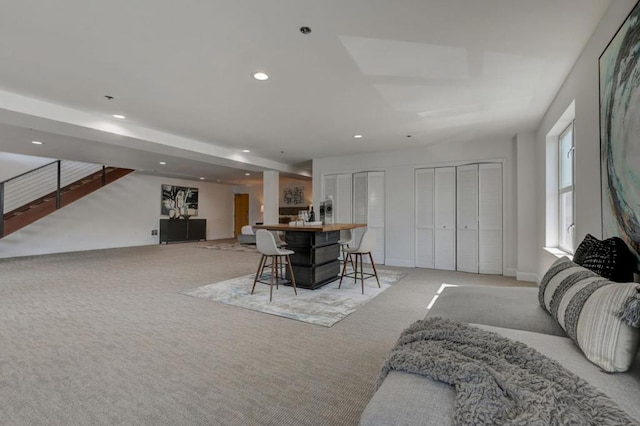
[234,193,250,238]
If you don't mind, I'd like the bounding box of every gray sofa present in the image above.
[237,225,256,245]
[360,284,640,425]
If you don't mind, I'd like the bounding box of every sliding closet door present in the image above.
[415,169,435,268]
[456,164,479,273]
[479,163,503,274]
[335,173,353,223]
[434,167,456,270]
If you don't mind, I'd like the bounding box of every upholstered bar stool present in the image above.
[251,230,297,302]
[339,228,381,294]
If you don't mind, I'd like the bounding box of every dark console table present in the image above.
[159,218,206,244]
[253,223,366,289]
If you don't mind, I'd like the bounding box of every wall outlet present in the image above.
[151,229,158,236]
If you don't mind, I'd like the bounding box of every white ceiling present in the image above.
[0,0,610,184]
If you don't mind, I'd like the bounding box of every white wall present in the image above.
[232,176,312,226]
[535,1,638,279]
[313,137,520,273]
[0,172,234,258]
[0,152,54,182]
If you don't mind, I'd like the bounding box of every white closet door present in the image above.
[479,163,503,274]
[456,164,478,273]
[415,169,435,268]
[367,172,385,264]
[323,174,337,203]
[335,173,353,223]
[434,167,456,271]
[352,172,367,224]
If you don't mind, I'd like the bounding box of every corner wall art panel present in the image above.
[599,1,640,267]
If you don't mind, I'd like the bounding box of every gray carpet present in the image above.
[0,240,533,425]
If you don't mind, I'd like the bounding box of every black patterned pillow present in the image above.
[573,234,600,265]
[581,236,634,282]
[539,257,640,372]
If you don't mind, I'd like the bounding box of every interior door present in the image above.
[479,163,503,274]
[456,164,479,273]
[434,167,456,271]
[233,193,249,238]
[416,168,435,268]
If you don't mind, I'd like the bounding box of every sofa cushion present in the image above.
[539,256,640,372]
[427,285,566,336]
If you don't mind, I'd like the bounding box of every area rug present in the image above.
[202,243,257,252]
[182,269,407,327]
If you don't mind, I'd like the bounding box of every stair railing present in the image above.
[0,160,104,236]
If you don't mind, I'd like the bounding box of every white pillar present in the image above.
[516,132,538,282]
[263,171,279,225]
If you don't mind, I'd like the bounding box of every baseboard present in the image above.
[516,272,539,283]
[384,258,415,268]
[504,267,517,277]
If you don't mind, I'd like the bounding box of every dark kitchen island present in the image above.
[253,223,366,289]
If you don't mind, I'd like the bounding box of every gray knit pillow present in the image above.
[539,256,640,372]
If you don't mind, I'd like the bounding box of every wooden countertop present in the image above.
[254,223,366,232]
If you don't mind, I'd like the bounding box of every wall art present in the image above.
[161,184,199,218]
[600,1,640,267]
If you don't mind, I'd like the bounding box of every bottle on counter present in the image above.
[309,205,315,222]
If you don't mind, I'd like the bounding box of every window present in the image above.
[558,122,575,252]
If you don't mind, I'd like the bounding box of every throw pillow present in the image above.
[539,256,640,372]
[581,236,634,282]
[572,234,599,265]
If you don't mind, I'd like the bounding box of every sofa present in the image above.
[360,259,640,425]
[237,225,256,245]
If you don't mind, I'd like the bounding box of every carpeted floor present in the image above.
[0,241,534,425]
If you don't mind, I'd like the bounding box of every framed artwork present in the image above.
[599,1,640,267]
[161,184,199,218]
[281,185,306,207]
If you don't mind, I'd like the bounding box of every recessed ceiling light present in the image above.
[242,149,250,153]
[200,177,205,180]
[354,134,363,139]
[159,161,166,165]
[245,173,251,176]
[253,72,269,81]
[31,140,43,145]
[113,114,126,119]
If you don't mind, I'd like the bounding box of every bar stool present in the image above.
[339,228,380,294]
[251,230,297,302]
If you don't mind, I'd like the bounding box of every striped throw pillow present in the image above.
[539,257,640,372]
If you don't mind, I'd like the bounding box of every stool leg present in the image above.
[251,255,267,295]
[269,255,276,302]
[353,253,359,283]
[369,253,381,287]
[339,252,350,288]
[359,253,365,294]
[275,256,279,289]
[285,255,297,295]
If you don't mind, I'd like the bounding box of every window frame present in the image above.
[557,121,575,253]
